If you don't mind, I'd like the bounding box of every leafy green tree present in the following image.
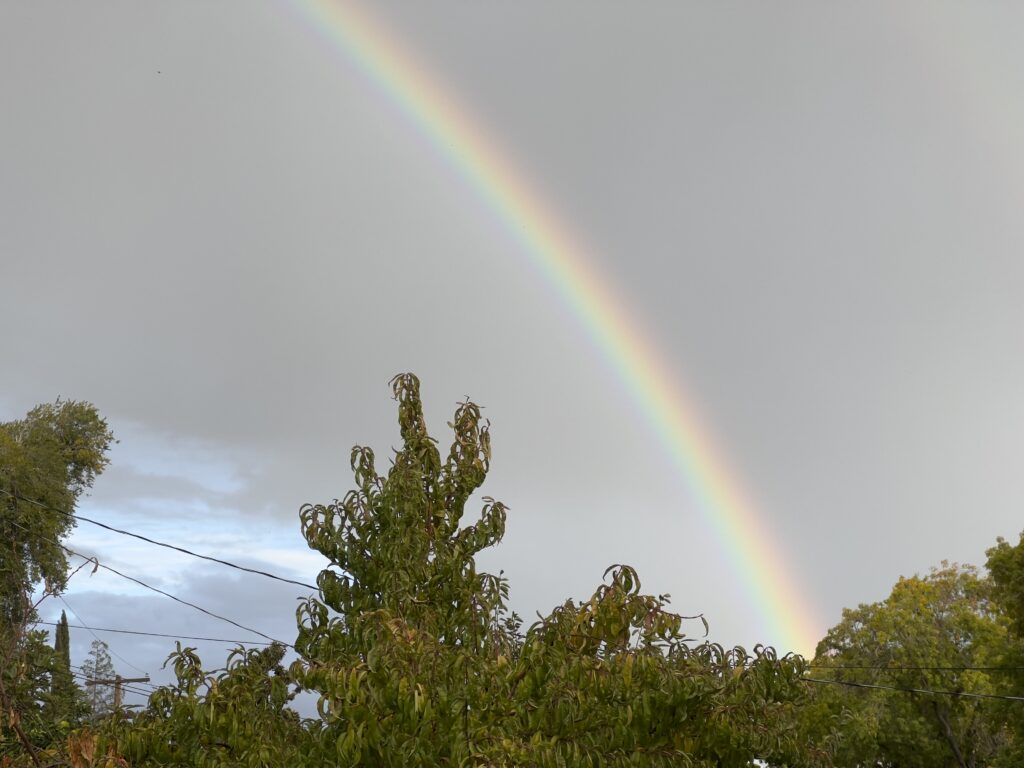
[81,641,117,718]
[105,642,304,766]
[0,629,60,762]
[0,400,113,761]
[293,373,812,766]
[0,400,114,627]
[983,533,1024,766]
[987,533,1024,639]
[800,563,1011,767]
[96,374,815,767]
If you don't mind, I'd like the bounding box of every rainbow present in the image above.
[289,0,820,655]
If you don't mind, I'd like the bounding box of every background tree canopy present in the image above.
[802,564,1007,766]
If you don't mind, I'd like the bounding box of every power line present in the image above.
[35,620,275,646]
[6,516,293,649]
[0,488,318,591]
[27,661,154,698]
[803,676,1024,702]
[76,678,154,697]
[40,552,149,677]
[810,663,1024,672]
[70,663,157,695]
[69,669,154,698]
[58,594,149,676]
[68,550,292,648]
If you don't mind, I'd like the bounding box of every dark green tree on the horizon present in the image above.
[54,611,69,662]
[46,610,85,729]
[51,611,71,696]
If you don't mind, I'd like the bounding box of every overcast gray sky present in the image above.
[4,1,1024,707]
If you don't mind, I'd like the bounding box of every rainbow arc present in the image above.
[291,0,820,655]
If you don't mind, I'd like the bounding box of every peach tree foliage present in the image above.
[95,642,305,768]
[92,374,813,767]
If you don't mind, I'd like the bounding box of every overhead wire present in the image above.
[35,620,274,646]
[6,515,293,648]
[70,663,158,691]
[802,676,1024,702]
[37,627,1024,702]
[809,663,1024,672]
[0,488,318,591]
[65,549,293,648]
[33,544,151,677]
[73,620,1001,669]
[15,499,1024,713]
[69,669,154,699]
[47,627,1024,670]
[14,493,1024,706]
[57,593,149,676]
[26,661,155,699]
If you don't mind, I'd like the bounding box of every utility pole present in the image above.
[85,675,151,712]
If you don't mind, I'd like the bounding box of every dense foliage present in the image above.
[7,377,1024,767]
[1,400,113,763]
[89,374,814,767]
[799,563,1012,767]
[982,534,1024,767]
[0,400,114,625]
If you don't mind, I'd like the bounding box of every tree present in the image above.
[987,533,1024,639]
[293,373,812,765]
[81,640,116,718]
[46,610,82,725]
[800,563,1011,767]
[0,400,114,627]
[96,374,815,767]
[0,628,60,762]
[983,533,1024,766]
[53,611,71,679]
[99,642,304,766]
[0,400,113,761]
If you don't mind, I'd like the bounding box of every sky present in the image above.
[4,1,1024,710]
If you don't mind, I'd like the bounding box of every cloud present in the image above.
[108,422,263,496]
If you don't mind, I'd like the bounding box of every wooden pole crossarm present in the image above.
[85,675,151,711]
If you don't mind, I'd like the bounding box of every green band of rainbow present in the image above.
[291,0,820,655]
